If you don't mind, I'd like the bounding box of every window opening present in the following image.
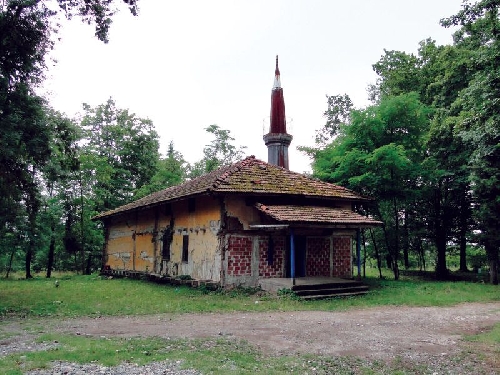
[182,235,189,262]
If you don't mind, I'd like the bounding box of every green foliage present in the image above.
[315,94,353,146]
[80,98,160,212]
[189,124,247,178]
[0,1,143,278]
[441,0,500,284]
[313,93,431,279]
[134,141,188,198]
[465,323,500,345]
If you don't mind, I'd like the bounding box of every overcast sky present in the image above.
[42,0,462,173]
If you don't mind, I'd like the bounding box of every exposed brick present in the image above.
[306,237,330,276]
[332,237,352,278]
[227,235,252,276]
[258,236,285,277]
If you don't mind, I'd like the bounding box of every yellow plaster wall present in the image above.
[133,209,156,272]
[225,196,260,229]
[104,195,222,281]
[106,214,135,270]
[166,196,222,280]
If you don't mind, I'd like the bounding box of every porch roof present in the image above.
[255,203,383,227]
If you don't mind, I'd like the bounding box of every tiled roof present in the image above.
[94,156,369,219]
[255,203,383,227]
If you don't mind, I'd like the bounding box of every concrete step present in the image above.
[291,281,364,291]
[294,285,369,297]
[300,290,369,300]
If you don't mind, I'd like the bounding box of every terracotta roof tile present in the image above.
[94,156,370,219]
[255,203,383,227]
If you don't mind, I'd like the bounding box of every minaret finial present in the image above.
[264,55,292,169]
[273,55,281,88]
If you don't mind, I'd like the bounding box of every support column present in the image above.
[356,228,361,280]
[290,229,296,286]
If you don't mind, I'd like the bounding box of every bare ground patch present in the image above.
[1,302,500,373]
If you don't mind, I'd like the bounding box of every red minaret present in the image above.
[263,55,293,169]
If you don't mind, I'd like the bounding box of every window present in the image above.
[267,236,274,265]
[162,227,173,261]
[188,198,196,213]
[164,204,172,216]
[182,235,189,262]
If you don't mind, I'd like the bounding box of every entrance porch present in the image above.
[259,277,369,299]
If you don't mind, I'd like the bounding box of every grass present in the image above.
[0,333,465,375]
[1,331,496,374]
[462,323,500,371]
[0,273,498,318]
[0,273,498,374]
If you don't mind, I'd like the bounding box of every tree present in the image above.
[312,93,430,280]
[0,0,139,277]
[189,124,246,178]
[71,98,160,274]
[80,98,160,212]
[315,94,353,146]
[442,0,500,284]
[40,110,80,277]
[134,141,188,198]
[370,38,478,279]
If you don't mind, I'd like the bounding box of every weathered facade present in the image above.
[94,57,382,287]
[95,156,382,287]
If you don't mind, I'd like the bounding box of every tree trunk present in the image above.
[80,172,86,275]
[46,223,56,278]
[486,242,498,285]
[25,208,37,279]
[403,210,409,269]
[434,187,448,280]
[458,192,469,272]
[490,259,498,285]
[370,229,383,279]
[459,232,468,272]
[85,249,93,275]
[392,196,400,281]
[25,240,34,279]
[435,234,448,279]
[5,246,16,278]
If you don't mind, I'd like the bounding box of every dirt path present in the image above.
[1,301,500,374]
[44,302,500,360]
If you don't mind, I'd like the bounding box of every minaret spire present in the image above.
[274,55,281,88]
[264,55,293,169]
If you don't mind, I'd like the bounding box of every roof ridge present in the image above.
[210,155,256,190]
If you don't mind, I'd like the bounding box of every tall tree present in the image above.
[75,98,159,273]
[312,93,430,280]
[370,38,477,278]
[442,0,500,284]
[40,110,80,277]
[80,98,160,212]
[189,124,246,178]
[0,0,139,277]
[134,141,188,198]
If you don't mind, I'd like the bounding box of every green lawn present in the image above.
[0,273,498,375]
[0,273,498,318]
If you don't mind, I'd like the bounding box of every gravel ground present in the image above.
[1,302,499,374]
[24,360,201,375]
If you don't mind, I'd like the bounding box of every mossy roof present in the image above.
[94,156,369,220]
[255,203,383,227]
